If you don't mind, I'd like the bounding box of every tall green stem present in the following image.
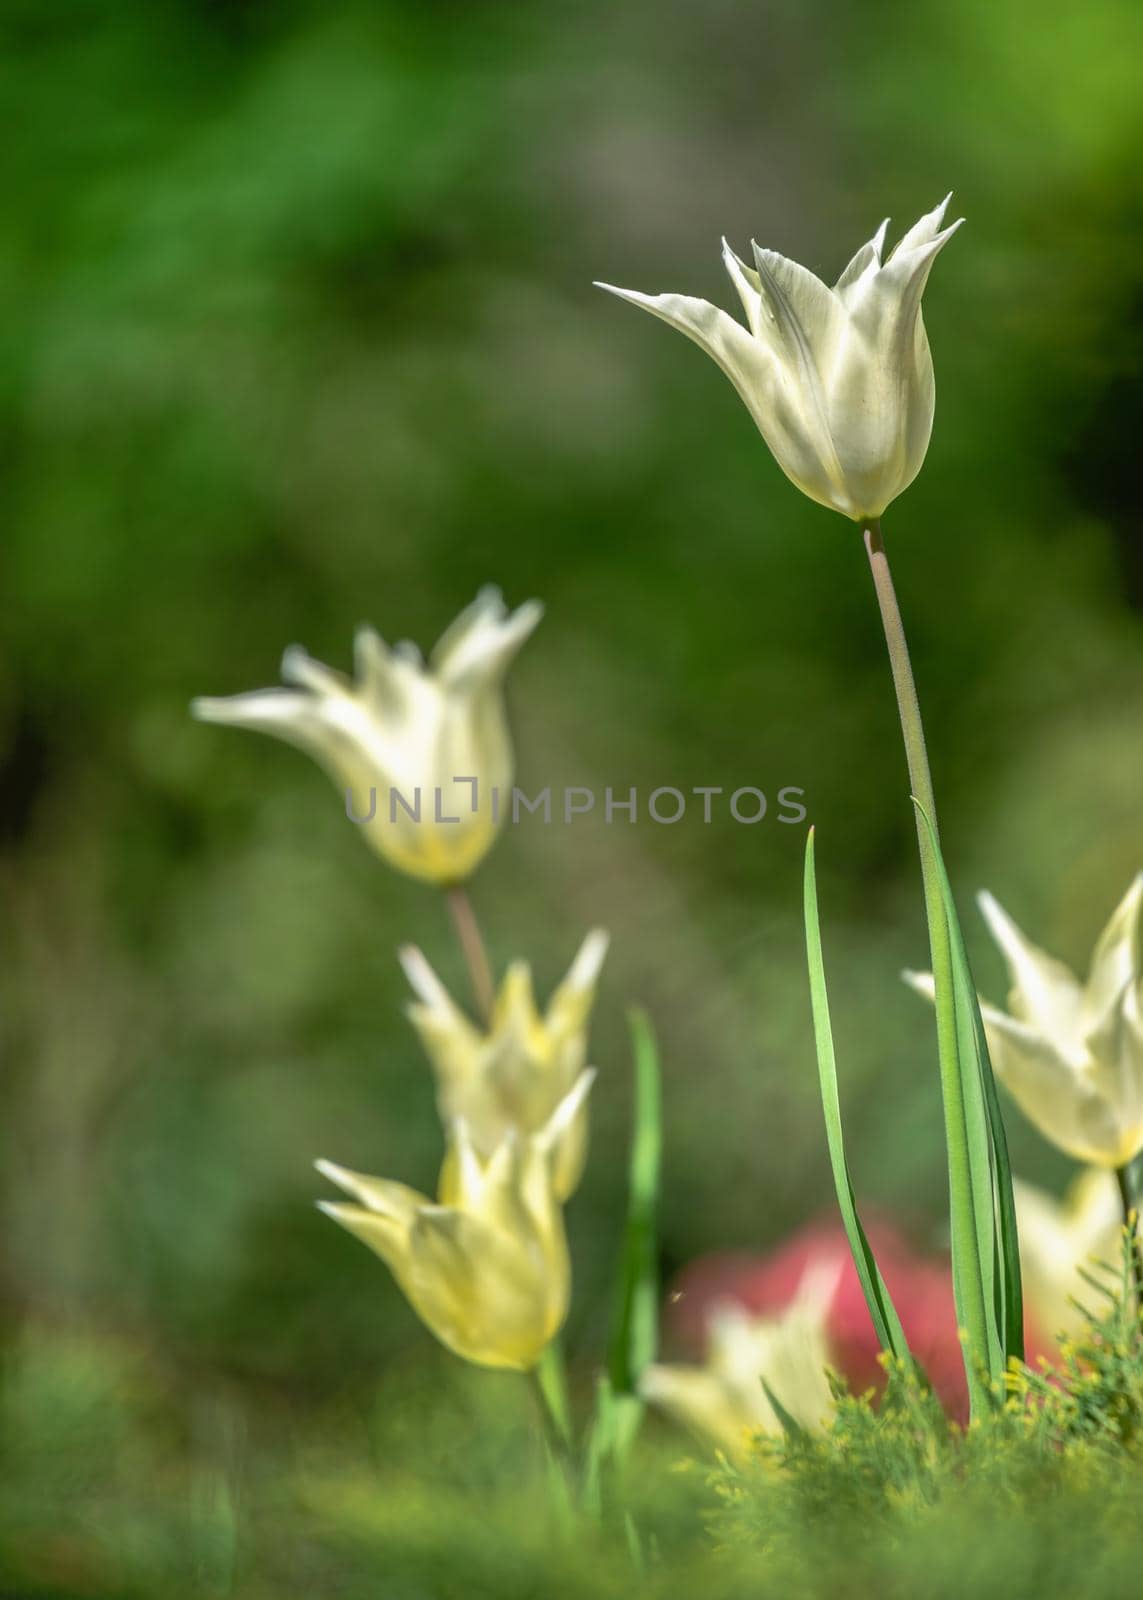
[863,517,991,1415]
[445,883,495,1024]
[863,520,940,831]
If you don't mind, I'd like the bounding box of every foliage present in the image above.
[711,1235,1143,1597]
[7,1252,1143,1598]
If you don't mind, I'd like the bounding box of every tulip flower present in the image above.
[639,1263,838,1459]
[597,197,961,521]
[315,1074,592,1371]
[905,876,1143,1169]
[400,929,609,1202]
[192,587,541,886]
[667,1218,971,1417]
[1014,1169,1122,1341]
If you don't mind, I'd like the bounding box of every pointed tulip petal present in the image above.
[721,238,765,335]
[314,1160,427,1219]
[887,194,953,260]
[1083,872,1143,1029]
[978,891,1085,1054]
[834,217,890,292]
[749,246,842,357]
[431,591,543,687]
[596,282,774,400]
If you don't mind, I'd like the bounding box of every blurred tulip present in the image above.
[400,930,608,1202]
[193,587,541,886]
[1014,1168,1122,1342]
[641,1262,838,1458]
[314,1074,591,1371]
[667,1218,982,1417]
[906,877,1143,1168]
[598,197,960,521]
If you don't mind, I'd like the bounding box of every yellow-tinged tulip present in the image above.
[192,587,541,886]
[400,930,608,1202]
[905,876,1143,1168]
[639,1264,837,1459]
[598,198,961,522]
[315,1073,592,1371]
[1014,1169,1121,1341]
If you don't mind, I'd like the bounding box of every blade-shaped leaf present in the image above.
[597,1008,663,1472]
[905,806,992,1415]
[804,830,912,1364]
[582,1373,616,1520]
[608,1008,662,1394]
[536,1341,573,1449]
[914,802,1023,1367]
[761,1377,811,1445]
[978,998,1024,1364]
[939,866,1003,1380]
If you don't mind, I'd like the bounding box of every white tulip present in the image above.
[192,587,541,886]
[598,197,961,521]
[906,876,1143,1169]
[1014,1169,1122,1341]
[639,1262,838,1459]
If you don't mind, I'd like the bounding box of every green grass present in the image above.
[6,1245,1143,1599]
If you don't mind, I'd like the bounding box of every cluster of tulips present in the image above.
[193,194,1142,1466]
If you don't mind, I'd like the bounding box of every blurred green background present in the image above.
[2,0,1142,1592]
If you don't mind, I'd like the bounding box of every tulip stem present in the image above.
[1114,1162,1141,1309]
[862,519,940,830]
[862,516,992,1416]
[445,884,495,1024]
[527,1361,577,1528]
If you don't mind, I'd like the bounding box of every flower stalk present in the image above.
[445,883,495,1024]
[862,516,992,1416]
